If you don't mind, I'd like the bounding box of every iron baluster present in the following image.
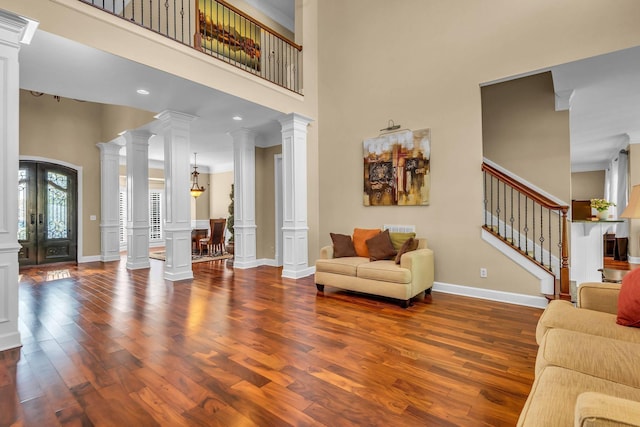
[510,186,514,245]
[524,196,529,256]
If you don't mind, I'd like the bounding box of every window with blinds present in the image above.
[118,190,164,244]
[119,190,127,245]
[149,191,163,241]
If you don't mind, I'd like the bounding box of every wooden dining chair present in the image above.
[199,218,226,256]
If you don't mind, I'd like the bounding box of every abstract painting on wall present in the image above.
[196,0,262,71]
[363,129,431,206]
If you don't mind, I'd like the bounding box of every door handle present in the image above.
[39,214,43,224]
[31,214,35,225]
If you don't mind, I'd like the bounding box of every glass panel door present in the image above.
[18,161,78,266]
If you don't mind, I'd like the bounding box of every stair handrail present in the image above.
[481,163,568,213]
[482,162,571,300]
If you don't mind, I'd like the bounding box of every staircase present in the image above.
[482,161,571,300]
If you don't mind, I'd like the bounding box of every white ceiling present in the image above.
[552,45,640,172]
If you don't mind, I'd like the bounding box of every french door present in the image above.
[18,161,78,266]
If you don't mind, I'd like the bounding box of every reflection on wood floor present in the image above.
[2,257,542,426]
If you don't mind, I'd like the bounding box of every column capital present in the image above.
[0,10,39,47]
[121,129,153,145]
[154,110,198,126]
[278,113,313,133]
[229,128,257,143]
[96,141,123,156]
[626,132,640,144]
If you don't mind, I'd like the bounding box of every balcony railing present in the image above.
[79,0,303,94]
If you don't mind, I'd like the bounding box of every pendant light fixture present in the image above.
[190,152,205,199]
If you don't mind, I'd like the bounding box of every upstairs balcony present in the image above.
[80,0,302,95]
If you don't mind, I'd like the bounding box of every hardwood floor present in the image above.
[1,258,542,426]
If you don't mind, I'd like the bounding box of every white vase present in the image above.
[597,209,609,220]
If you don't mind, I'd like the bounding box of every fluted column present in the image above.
[279,113,313,279]
[123,130,152,270]
[0,10,38,351]
[155,111,196,281]
[230,129,257,269]
[97,140,123,262]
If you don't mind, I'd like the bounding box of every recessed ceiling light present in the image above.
[136,89,150,95]
[232,116,243,121]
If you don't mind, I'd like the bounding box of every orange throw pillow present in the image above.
[617,268,640,327]
[352,228,381,258]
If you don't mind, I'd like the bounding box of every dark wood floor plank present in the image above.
[2,259,542,426]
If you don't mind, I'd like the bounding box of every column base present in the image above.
[163,229,193,281]
[0,331,21,352]
[282,266,315,279]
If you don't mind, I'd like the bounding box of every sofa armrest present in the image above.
[320,245,334,260]
[401,248,434,293]
[577,282,621,315]
[575,392,640,427]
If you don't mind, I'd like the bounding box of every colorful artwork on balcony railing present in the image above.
[363,129,431,206]
[196,0,262,71]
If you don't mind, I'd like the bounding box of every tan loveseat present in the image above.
[314,238,434,307]
[518,282,640,426]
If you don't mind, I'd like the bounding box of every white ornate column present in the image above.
[123,130,152,270]
[97,139,123,262]
[0,11,38,351]
[155,111,196,281]
[230,129,257,269]
[279,113,313,279]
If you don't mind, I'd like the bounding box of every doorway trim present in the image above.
[274,154,283,267]
[19,156,89,262]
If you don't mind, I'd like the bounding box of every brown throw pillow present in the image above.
[366,229,397,261]
[617,268,640,327]
[395,237,419,264]
[330,233,357,258]
[353,228,381,257]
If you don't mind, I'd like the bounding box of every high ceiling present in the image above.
[15,0,640,175]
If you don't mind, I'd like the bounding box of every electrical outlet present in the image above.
[480,268,488,278]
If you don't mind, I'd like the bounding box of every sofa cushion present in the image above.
[536,328,640,389]
[366,229,397,261]
[517,366,640,427]
[353,228,381,257]
[330,233,358,258]
[315,257,370,276]
[357,260,411,284]
[617,267,640,327]
[395,237,419,264]
[389,232,416,251]
[536,300,640,345]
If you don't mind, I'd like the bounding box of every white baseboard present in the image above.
[256,258,278,267]
[0,332,21,352]
[433,281,548,309]
[628,256,640,264]
[78,255,102,263]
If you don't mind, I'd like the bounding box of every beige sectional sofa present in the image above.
[314,238,434,307]
[518,282,640,426]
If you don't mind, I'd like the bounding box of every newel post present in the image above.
[559,207,571,300]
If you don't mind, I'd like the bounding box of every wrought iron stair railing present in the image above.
[482,162,570,299]
[79,0,302,94]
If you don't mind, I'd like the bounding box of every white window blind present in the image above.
[119,190,127,244]
[149,191,163,241]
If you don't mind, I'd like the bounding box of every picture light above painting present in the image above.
[363,128,431,206]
